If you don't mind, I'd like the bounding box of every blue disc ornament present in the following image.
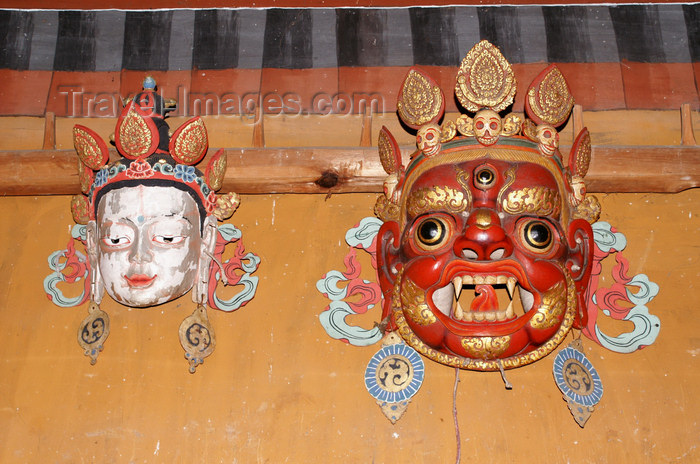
[365,335,424,422]
[553,341,604,427]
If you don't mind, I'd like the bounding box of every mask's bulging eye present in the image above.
[414,217,451,251]
[521,220,553,253]
[474,166,496,189]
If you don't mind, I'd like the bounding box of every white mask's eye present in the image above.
[102,236,131,247]
[152,235,186,245]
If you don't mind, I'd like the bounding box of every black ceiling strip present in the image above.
[477,7,524,64]
[193,10,240,70]
[54,11,95,71]
[122,11,173,71]
[0,6,698,72]
[609,5,665,63]
[409,7,458,67]
[262,9,312,69]
[336,9,387,68]
[683,4,700,64]
[0,10,33,70]
[543,6,594,63]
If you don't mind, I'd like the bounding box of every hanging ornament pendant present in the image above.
[365,332,424,423]
[553,339,603,427]
[179,304,216,373]
[77,300,110,365]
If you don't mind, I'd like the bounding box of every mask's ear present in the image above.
[193,216,218,305]
[86,220,105,304]
[376,221,402,319]
[566,218,594,329]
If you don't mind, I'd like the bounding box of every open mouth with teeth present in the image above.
[413,259,551,336]
[392,265,576,369]
[432,273,535,324]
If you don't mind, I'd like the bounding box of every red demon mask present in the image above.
[375,41,600,370]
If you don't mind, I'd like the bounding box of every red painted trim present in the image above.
[1,63,696,117]
[620,61,699,110]
[0,70,53,116]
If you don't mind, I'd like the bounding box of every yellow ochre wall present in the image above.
[0,188,698,463]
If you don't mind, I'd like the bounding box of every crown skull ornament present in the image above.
[45,77,260,372]
[318,41,659,425]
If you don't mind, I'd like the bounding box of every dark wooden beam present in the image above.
[1,145,698,196]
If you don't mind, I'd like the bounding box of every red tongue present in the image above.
[471,285,499,312]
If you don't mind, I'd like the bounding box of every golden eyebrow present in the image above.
[406,185,471,217]
[501,186,561,217]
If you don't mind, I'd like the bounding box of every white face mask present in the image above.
[91,185,204,307]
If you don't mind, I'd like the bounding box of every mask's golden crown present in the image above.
[376,40,599,225]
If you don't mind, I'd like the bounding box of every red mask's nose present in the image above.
[454,209,513,261]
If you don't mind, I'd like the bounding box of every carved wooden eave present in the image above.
[1,105,698,196]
